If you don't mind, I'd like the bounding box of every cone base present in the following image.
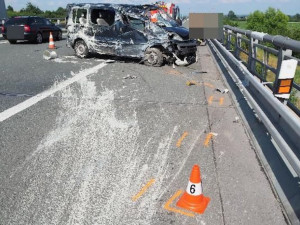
[176,193,210,214]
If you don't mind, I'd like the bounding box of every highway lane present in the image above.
[0,40,287,224]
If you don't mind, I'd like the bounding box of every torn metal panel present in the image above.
[66,3,197,66]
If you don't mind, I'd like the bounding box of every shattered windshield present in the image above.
[156,9,178,27]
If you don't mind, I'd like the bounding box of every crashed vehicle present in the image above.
[66,3,197,66]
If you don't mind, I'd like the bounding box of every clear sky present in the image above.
[4,0,300,16]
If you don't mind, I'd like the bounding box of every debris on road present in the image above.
[233,116,240,123]
[95,59,115,63]
[186,80,196,86]
[43,50,57,60]
[191,70,207,74]
[216,88,229,94]
[123,75,137,79]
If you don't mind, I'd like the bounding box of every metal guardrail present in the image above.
[209,39,300,178]
[223,25,300,116]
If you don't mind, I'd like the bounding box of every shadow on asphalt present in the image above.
[208,43,300,224]
[5,38,67,45]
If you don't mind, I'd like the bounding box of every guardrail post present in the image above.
[226,30,232,50]
[222,28,226,46]
[248,37,258,73]
[263,50,268,80]
[234,33,241,59]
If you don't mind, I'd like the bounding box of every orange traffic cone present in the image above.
[48,32,56,49]
[176,165,210,214]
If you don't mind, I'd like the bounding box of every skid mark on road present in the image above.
[0,63,107,122]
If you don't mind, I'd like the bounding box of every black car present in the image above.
[1,16,62,44]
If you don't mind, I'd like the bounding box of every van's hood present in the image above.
[163,26,189,40]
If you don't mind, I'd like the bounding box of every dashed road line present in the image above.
[0,63,107,122]
[176,132,189,147]
[163,190,196,217]
[132,178,155,202]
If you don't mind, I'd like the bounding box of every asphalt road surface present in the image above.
[0,37,287,224]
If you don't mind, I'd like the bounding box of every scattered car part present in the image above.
[43,50,58,60]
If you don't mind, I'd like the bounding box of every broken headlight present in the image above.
[169,32,183,41]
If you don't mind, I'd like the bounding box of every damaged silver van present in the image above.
[66,3,197,66]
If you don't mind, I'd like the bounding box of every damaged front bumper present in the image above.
[168,40,197,65]
[172,40,197,56]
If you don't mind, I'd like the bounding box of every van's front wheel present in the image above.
[144,48,164,67]
[74,40,89,58]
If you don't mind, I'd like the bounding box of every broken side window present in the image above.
[72,8,87,24]
[128,17,145,32]
[91,8,115,26]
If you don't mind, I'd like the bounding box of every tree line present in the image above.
[224,8,300,41]
[6,2,66,19]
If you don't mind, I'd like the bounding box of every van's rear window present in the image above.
[6,18,28,25]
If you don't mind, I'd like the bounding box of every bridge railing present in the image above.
[223,25,300,116]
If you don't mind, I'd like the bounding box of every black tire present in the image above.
[8,40,17,44]
[36,32,43,44]
[144,47,164,67]
[74,40,89,58]
[56,31,62,41]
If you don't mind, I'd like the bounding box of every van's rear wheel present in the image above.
[74,40,89,58]
[144,48,164,67]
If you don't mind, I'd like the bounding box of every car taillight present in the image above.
[24,25,30,32]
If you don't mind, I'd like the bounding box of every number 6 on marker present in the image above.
[187,181,202,196]
[190,184,196,194]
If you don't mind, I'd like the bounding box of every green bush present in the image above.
[246,8,289,35]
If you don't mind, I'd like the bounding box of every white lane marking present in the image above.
[0,40,8,44]
[0,63,107,122]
